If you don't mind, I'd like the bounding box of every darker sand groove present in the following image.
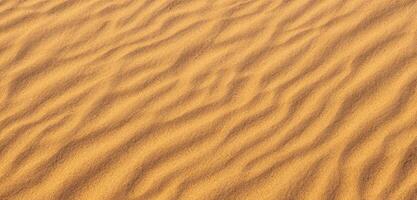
[46,1,82,15]
[358,145,387,197]
[260,41,315,88]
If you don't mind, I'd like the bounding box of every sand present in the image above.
[0,0,417,199]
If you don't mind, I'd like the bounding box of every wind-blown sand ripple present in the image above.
[0,0,417,199]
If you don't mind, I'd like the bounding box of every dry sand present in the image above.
[0,0,417,199]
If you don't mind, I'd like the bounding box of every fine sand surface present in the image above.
[1,0,417,200]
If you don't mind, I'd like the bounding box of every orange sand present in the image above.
[0,0,417,199]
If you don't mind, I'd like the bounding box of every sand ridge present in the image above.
[0,0,417,199]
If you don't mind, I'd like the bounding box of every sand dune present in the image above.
[0,0,417,199]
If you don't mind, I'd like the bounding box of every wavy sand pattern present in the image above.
[1,0,417,199]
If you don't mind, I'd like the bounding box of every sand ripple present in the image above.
[0,0,417,199]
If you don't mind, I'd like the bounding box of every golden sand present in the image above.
[1,0,417,199]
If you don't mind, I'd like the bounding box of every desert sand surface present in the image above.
[0,0,417,200]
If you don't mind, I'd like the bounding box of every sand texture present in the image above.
[1,0,417,199]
